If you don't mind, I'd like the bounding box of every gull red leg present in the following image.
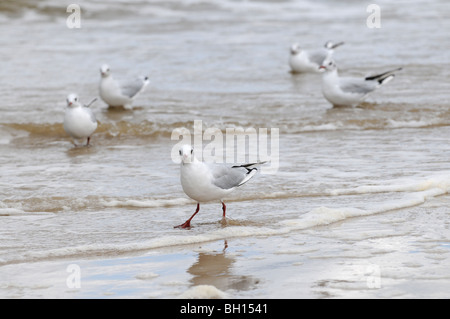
[222,202,226,218]
[174,203,200,229]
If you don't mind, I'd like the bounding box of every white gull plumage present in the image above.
[320,59,402,107]
[99,64,149,110]
[63,93,98,146]
[289,41,344,74]
[175,144,265,229]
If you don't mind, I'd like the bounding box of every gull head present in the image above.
[179,144,194,164]
[66,93,80,108]
[319,59,337,72]
[100,64,111,78]
[290,43,301,55]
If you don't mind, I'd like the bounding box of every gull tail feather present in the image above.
[378,74,395,85]
[365,67,402,84]
[232,161,267,187]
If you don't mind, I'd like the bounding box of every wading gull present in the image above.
[319,59,402,107]
[175,144,265,229]
[289,41,344,74]
[63,93,98,146]
[99,64,149,110]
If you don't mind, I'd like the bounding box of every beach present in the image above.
[0,0,449,299]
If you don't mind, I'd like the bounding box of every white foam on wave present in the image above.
[100,197,194,208]
[0,223,282,266]
[7,187,445,264]
[329,173,450,196]
[281,187,448,230]
[2,174,447,266]
[0,126,29,145]
[178,285,228,299]
[0,203,53,217]
[0,208,28,216]
[299,122,342,132]
[387,119,439,129]
[294,118,445,133]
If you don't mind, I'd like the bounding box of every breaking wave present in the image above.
[1,173,447,266]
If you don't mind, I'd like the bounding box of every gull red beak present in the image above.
[319,65,326,69]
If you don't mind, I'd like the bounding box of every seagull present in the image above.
[289,41,344,74]
[63,93,98,146]
[175,144,265,229]
[319,59,402,107]
[99,64,149,110]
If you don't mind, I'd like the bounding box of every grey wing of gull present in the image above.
[119,77,147,98]
[210,164,248,190]
[307,49,329,66]
[339,77,378,95]
[84,107,97,123]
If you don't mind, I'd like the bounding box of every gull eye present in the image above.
[179,150,182,155]
[190,149,193,154]
[328,62,332,66]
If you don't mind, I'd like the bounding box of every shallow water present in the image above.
[0,0,449,298]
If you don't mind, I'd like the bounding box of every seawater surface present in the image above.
[0,0,449,298]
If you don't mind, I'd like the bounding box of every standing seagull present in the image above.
[289,41,344,74]
[64,93,98,146]
[175,144,265,229]
[320,59,402,107]
[99,64,149,110]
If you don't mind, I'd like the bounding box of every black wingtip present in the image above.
[365,67,402,81]
[231,164,257,174]
[231,161,267,169]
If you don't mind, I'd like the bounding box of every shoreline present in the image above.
[1,196,449,299]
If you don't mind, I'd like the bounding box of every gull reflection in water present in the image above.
[187,240,260,292]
